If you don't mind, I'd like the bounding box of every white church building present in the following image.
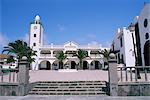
[111,27,136,67]
[133,3,150,66]
[111,3,150,67]
[29,15,107,70]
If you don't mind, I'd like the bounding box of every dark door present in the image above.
[71,61,76,69]
[144,40,150,66]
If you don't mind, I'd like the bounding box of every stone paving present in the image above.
[29,70,108,82]
[0,96,150,100]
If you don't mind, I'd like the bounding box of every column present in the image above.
[50,50,53,57]
[88,50,91,57]
[18,56,29,96]
[108,53,118,96]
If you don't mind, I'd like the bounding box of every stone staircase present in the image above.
[28,81,108,95]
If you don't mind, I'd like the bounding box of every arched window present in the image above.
[145,33,149,40]
[144,19,148,28]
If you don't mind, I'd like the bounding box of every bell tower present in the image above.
[29,15,43,70]
[29,15,43,49]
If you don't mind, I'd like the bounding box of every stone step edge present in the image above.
[28,91,106,94]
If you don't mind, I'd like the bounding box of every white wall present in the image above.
[112,27,135,66]
[29,22,43,70]
[123,28,135,66]
[138,4,150,65]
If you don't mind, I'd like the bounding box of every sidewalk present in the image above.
[1,95,150,100]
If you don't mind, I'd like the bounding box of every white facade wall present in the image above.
[137,4,150,65]
[123,28,135,66]
[112,27,135,67]
[29,16,44,70]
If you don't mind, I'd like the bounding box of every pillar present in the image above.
[18,56,29,96]
[88,50,91,57]
[108,53,118,96]
[50,50,53,57]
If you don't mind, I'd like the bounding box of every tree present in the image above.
[100,49,110,69]
[55,51,67,69]
[101,49,110,61]
[2,40,36,63]
[5,56,15,64]
[74,49,88,70]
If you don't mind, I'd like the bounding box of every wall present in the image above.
[112,28,135,66]
[118,83,150,96]
[138,4,150,65]
[0,83,19,96]
[123,28,135,66]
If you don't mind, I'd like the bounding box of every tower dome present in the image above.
[34,15,40,24]
[35,15,40,21]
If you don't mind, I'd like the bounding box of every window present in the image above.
[34,26,37,29]
[34,34,36,37]
[144,19,148,28]
[145,33,149,39]
[120,37,123,47]
[118,53,120,64]
[121,54,124,64]
[33,43,36,46]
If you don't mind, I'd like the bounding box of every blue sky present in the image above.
[0,0,148,52]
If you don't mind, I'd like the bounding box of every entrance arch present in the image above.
[39,60,51,70]
[71,61,76,69]
[144,40,150,66]
[52,61,59,70]
[91,60,102,70]
[83,61,88,70]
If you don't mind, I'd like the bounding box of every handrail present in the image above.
[0,68,19,83]
[117,66,150,82]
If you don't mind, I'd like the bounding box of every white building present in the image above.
[29,15,107,70]
[111,3,150,67]
[133,3,150,66]
[111,27,135,67]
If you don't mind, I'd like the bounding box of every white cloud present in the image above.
[57,24,65,32]
[0,33,8,52]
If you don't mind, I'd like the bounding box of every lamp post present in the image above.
[128,23,141,79]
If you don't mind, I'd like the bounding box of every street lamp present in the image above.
[128,23,141,79]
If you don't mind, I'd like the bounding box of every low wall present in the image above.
[0,83,19,96]
[0,83,32,96]
[118,82,150,96]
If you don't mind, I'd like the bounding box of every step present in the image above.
[37,81,106,83]
[34,85,106,88]
[37,81,106,84]
[28,91,106,95]
[28,81,108,95]
[30,88,103,92]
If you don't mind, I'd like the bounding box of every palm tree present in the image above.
[2,40,36,63]
[74,49,88,70]
[101,49,110,61]
[101,49,110,69]
[55,51,67,69]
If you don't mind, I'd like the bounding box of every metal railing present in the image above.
[0,68,19,83]
[117,66,150,82]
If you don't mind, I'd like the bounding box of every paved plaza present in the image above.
[29,70,108,82]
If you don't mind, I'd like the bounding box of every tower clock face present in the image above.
[34,26,37,29]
